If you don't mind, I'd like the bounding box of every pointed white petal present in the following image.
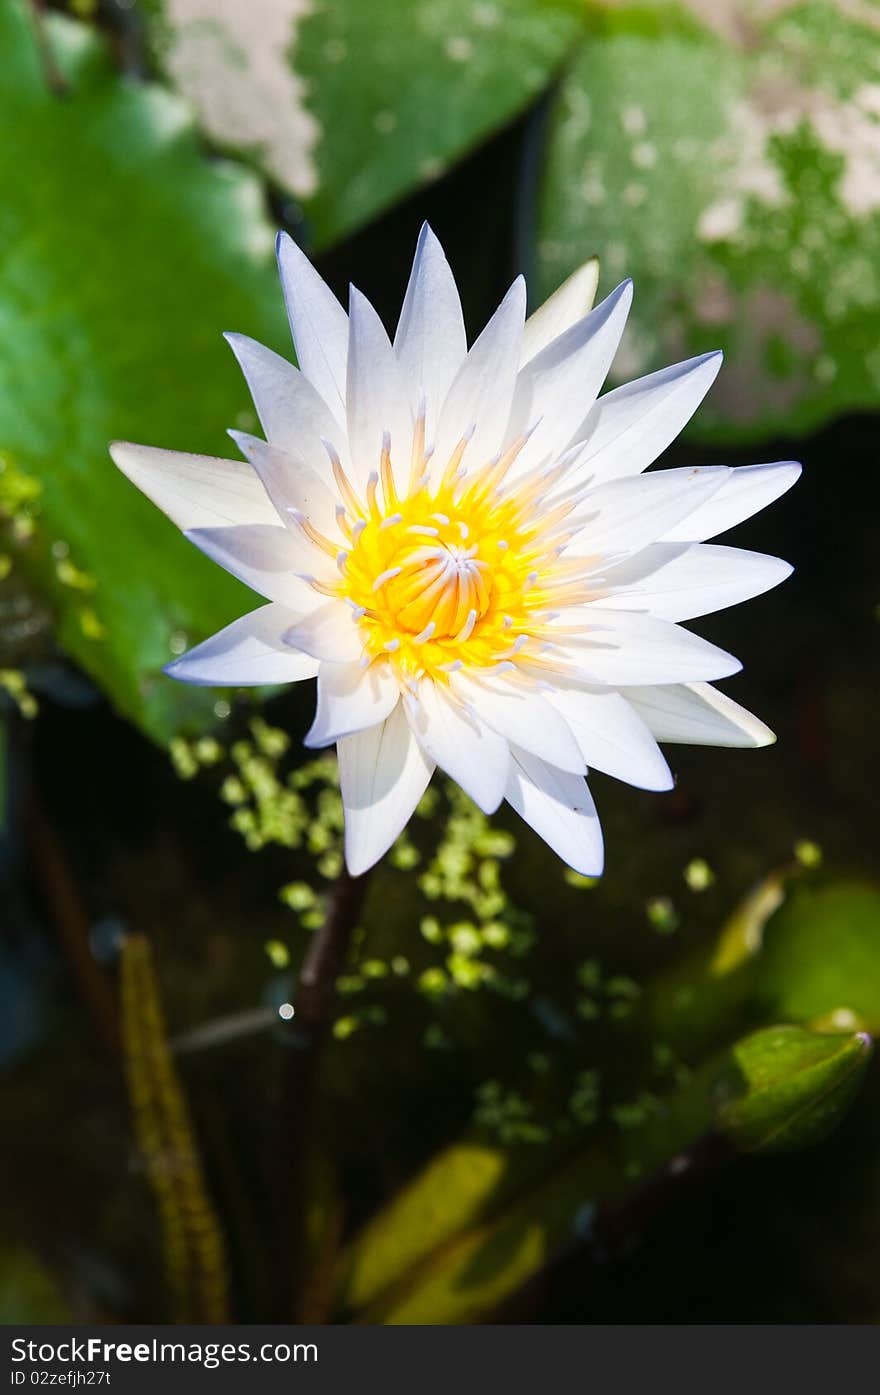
[520,257,600,366]
[409,680,509,814]
[567,351,723,486]
[507,280,633,475]
[622,681,775,747]
[346,286,414,491]
[224,333,348,469]
[564,466,731,561]
[110,442,277,530]
[600,542,793,622]
[305,659,399,747]
[505,748,603,876]
[276,232,348,422]
[454,674,584,774]
[662,461,801,542]
[557,610,741,685]
[433,276,527,470]
[394,223,467,443]
[164,603,319,687]
[339,704,434,875]
[184,524,325,606]
[229,434,341,538]
[547,686,673,791]
[284,600,366,662]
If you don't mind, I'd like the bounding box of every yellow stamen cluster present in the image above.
[301,425,587,683]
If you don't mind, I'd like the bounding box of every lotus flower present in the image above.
[111,225,798,875]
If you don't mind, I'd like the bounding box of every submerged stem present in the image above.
[276,864,371,1319]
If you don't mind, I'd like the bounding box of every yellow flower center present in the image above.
[301,427,587,682]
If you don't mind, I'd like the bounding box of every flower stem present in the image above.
[276,864,371,1319]
[26,1,68,97]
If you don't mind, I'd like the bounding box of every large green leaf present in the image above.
[145,0,584,247]
[536,1,880,441]
[753,881,880,1033]
[0,2,289,741]
[646,876,880,1049]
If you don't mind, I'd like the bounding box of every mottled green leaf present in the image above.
[145,0,584,247]
[536,1,880,441]
[714,1024,872,1155]
[0,2,289,741]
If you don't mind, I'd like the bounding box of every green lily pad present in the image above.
[0,2,290,742]
[714,1024,872,1155]
[145,0,584,247]
[536,1,880,442]
[755,881,880,1033]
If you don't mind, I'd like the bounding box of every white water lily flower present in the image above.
[111,225,799,877]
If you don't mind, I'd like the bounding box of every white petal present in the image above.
[599,542,793,622]
[662,461,801,542]
[229,434,341,538]
[276,232,349,423]
[546,686,673,791]
[164,603,319,687]
[224,333,348,469]
[339,704,434,875]
[505,748,603,876]
[564,466,731,561]
[622,681,775,747]
[109,442,277,530]
[566,351,723,486]
[433,276,527,470]
[454,674,584,774]
[393,223,467,443]
[283,600,365,662]
[305,659,399,747]
[520,257,600,366]
[409,680,509,814]
[184,524,325,606]
[346,286,414,491]
[507,280,633,475]
[556,610,741,685]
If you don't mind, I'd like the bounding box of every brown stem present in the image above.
[24,788,119,1058]
[595,1130,733,1254]
[276,864,371,1319]
[27,1,69,97]
[292,866,371,1043]
[491,1131,733,1323]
